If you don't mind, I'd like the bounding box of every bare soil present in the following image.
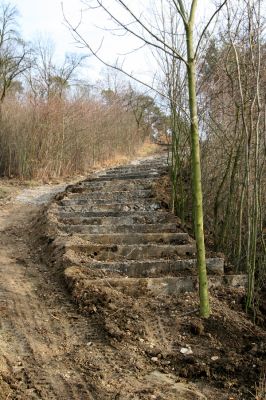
[0,191,97,399]
[0,181,265,399]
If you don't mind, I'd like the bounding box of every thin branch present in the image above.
[194,0,228,59]
[171,0,187,24]
[63,10,170,101]
[176,0,188,22]
[117,42,147,56]
[99,0,187,65]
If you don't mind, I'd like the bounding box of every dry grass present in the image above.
[136,140,162,157]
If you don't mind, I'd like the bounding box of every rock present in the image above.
[211,356,219,361]
[190,320,204,335]
[145,370,176,385]
[146,347,161,357]
[107,302,117,311]
[180,346,193,355]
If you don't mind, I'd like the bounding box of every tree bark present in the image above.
[186,20,210,318]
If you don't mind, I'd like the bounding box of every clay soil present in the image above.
[0,184,265,399]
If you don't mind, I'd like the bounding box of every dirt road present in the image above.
[0,186,95,399]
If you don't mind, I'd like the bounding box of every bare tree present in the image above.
[199,0,265,313]
[27,37,86,101]
[0,3,31,103]
[151,2,190,223]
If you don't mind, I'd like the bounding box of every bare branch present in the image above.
[176,0,188,22]
[194,0,228,59]
[95,0,188,64]
[63,9,169,101]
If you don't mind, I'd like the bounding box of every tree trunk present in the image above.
[186,22,210,318]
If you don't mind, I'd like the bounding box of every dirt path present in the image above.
[0,186,95,399]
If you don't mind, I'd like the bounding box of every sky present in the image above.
[16,0,221,87]
[18,0,85,56]
[17,0,155,84]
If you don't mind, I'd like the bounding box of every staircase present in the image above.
[47,154,247,297]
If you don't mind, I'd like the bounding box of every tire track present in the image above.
[0,202,96,399]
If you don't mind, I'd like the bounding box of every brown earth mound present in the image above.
[62,264,266,399]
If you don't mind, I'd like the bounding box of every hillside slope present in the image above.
[38,153,265,400]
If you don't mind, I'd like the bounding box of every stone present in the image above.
[180,346,193,355]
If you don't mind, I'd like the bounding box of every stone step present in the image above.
[105,163,167,170]
[57,211,177,225]
[57,209,164,218]
[57,201,166,213]
[63,242,197,261]
[60,223,180,234]
[65,267,247,296]
[111,160,167,169]
[131,162,167,168]
[62,258,224,277]
[68,232,190,245]
[84,172,162,182]
[102,166,168,176]
[65,189,154,201]
[66,180,157,193]
[131,157,167,163]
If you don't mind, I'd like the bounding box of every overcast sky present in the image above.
[17,0,155,84]
[17,0,222,87]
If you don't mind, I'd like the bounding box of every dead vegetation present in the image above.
[0,96,154,180]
